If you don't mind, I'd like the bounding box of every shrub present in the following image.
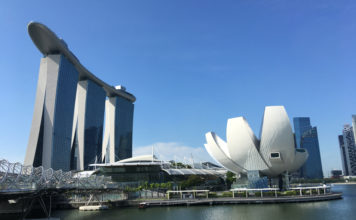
[263,191,275,197]
[209,192,217,198]
[221,191,233,197]
[235,192,246,197]
[284,190,296,196]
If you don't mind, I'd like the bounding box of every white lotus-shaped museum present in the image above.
[204,106,308,177]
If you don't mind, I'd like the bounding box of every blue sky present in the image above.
[0,1,355,176]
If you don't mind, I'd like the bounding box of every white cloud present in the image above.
[133,142,216,164]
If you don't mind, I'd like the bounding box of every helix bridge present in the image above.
[0,159,116,217]
[0,159,110,192]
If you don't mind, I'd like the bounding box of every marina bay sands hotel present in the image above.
[24,22,136,171]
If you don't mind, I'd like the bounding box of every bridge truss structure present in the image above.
[0,159,111,192]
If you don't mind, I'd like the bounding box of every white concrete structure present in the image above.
[204,106,309,177]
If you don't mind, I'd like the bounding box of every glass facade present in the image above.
[70,80,106,170]
[293,117,323,179]
[293,117,311,149]
[300,127,323,179]
[100,165,163,184]
[49,54,79,171]
[70,130,79,170]
[247,170,268,188]
[83,80,106,169]
[114,97,134,160]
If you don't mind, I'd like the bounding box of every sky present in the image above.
[0,0,355,177]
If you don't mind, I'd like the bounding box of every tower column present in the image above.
[71,80,106,170]
[25,54,78,171]
[102,94,134,163]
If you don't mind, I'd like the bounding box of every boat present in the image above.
[138,202,148,209]
[79,205,109,211]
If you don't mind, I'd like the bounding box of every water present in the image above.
[52,185,356,220]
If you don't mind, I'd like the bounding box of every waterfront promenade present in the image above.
[49,185,356,220]
[129,193,342,208]
[55,191,342,209]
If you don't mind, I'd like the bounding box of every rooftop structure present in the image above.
[27,22,135,101]
[90,155,227,187]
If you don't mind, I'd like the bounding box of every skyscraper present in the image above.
[338,135,349,175]
[293,117,311,149]
[352,115,356,144]
[24,22,136,171]
[293,117,323,179]
[339,124,356,176]
[24,55,78,171]
[300,127,323,179]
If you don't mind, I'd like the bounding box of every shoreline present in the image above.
[55,193,342,210]
[0,192,342,215]
[331,182,356,185]
[128,193,342,208]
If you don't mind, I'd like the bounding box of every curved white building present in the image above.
[204,106,308,177]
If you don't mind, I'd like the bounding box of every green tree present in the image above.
[160,182,167,189]
[143,181,149,189]
[225,171,236,189]
[181,175,204,189]
[150,183,155,189]
[167,182,172,190]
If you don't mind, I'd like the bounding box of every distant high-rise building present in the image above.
[293,117,312,149]
[339,124,356,176]
[300,127,323,179]
[293,117,323,179]
[352,115,356,144]
[338,135,349,175]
